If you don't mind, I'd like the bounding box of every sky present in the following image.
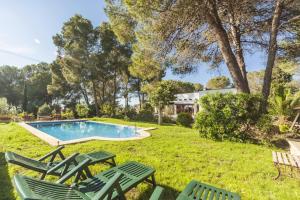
[0,0,268,86]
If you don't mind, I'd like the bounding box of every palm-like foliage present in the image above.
[270,86,300,124]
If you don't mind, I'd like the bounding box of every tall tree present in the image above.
[53,15,101,115]
[105,0,300,110]
[22,62,52,113]
[0,66,24,107]
[143,80,177,124]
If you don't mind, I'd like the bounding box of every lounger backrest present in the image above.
[5,151,47,172]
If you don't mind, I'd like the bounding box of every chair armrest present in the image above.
[56,158,91,184]
[46,153,79,175]
[38,146,65,161]
[149,186,164,200]
[92,172,124,200]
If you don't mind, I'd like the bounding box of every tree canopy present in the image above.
[206,76,231,89]
[104,0,300,111]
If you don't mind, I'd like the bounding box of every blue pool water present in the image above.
[27,121,139,141]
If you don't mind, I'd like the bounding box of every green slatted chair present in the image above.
[150,180,240,200]
[176,180,240,200]
[13,158,156,200]
[5,146,116,179]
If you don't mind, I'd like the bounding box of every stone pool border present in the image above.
[18,120,154,146]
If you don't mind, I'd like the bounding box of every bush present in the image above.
[176,112,193,127]
[37,103,52,116]
[194,93,262,141]
[101,103,115,117]
[76,104,89,118]
[256,114,275,133]
[61,108,74,119]
[0,98,10,115]
[134,103,155,122]
[0,98,17,116]
[161,116,175,124]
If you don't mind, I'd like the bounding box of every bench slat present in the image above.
[272,152,278,163]
[282,153,290,165]
[287,154,298,168]
[293,155,300,168]
[276,152,284,165]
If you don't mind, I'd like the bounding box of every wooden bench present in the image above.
[272,151,300,179]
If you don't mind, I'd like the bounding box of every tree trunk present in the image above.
[113,68,117,116]
[158,104,162,125]
[101,81,106,104]
[205,1,250,93]
[92,80,100,116]
[80,88,90,106]
[227,1,248,82]
[22,82,28,112]
[261,0,283,113]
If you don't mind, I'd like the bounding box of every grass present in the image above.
[1,118,300,200]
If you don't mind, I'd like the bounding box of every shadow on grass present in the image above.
[0,152,15,200]
[136,184,180,200]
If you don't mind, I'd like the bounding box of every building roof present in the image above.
[172,88,237,104]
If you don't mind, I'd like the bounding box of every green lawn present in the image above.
[0,118,300,200]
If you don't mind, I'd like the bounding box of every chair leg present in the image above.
[274,164,281,180]
[111,158,117,167]
[40,173,46,180]
[151,174,156,187]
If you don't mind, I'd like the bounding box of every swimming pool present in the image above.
[20,120,151,145]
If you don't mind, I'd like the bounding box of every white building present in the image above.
[165,88,237,118]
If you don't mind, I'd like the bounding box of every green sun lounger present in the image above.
[13,158,156,200]
[149,180,240,200]
[5,146,116,179]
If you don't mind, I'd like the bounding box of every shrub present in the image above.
[135,103,155,122]
[176,112,193,127]
[0,98,17,115]
[101,103,115,117]
[161,116,175,124]
[0,98,10,115]
[37,103,52,116]
[136,109,155,122]
[61,108,74,119]
[76,104,89,118]
[194,93,262,141]
[256,114,275,133]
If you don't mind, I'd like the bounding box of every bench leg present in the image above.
[274,164,281,180]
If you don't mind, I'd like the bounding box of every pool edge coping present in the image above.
[18,120,154,146]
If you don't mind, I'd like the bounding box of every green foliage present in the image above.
[269,85,300,130]
[101,103,115,117]
[143,80,177,107]
[76,104,89,118]
[0,98,11,115]
[0,66,24,107]
[256,114,275,134]
[0,98,17,116]
[133,103,155,122]
[37,104,52,116]
[61,108,74,119]
[206,76,231,89]
[194,83,204,91]
[23,62,52,113]
[176,112,193,127]
[194,93,262,141]
[247,70,264,93]
[270,86,300,117]
[173,81,196,93]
